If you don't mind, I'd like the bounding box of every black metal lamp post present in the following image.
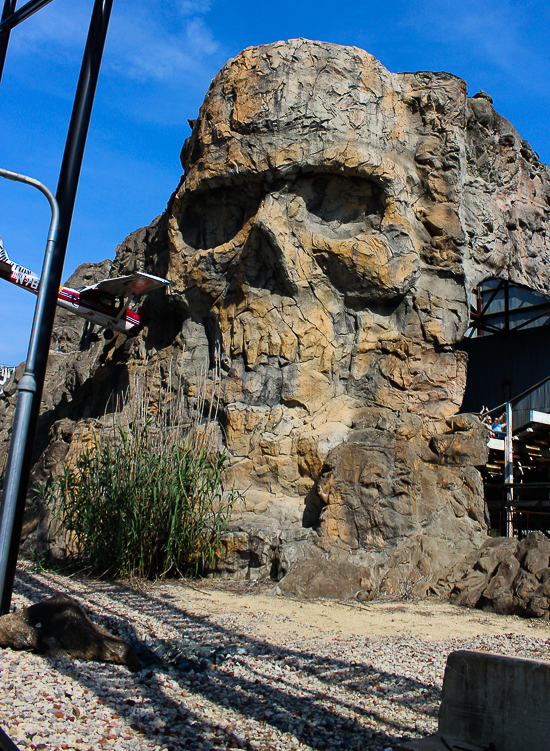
[0,0,113,614]
[0,169,59,610]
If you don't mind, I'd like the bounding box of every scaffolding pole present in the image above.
[0,0,113,614]
[504,401,514,537]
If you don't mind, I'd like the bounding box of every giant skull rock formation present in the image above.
[3,39,550,594]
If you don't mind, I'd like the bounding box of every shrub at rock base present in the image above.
[38,421,238,579]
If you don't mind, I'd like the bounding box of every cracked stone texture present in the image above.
[434,531,550,618]
[3,39,550,592]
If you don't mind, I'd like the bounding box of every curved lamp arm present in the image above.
[0,168,59,609]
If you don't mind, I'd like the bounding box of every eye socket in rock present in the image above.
[179,172,385,252]
[179,182,263,250]
[292,173,385,235]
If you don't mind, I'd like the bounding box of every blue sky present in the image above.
[1,0,549,365]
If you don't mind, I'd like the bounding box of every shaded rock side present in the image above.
[3,39,550,589]
[436,531,550,618]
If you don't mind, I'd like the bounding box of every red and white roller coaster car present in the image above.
[0,237,169,338]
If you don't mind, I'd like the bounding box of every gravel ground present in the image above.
[2,561,550,751]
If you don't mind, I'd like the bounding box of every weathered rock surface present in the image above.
[3,39,550,594]
[436,531,550,618]
[0,594,139,667]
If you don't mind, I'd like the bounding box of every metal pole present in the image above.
[504,401,514,537]
[1,0,58,82]
[0,169,58,612]
[504,279,510,333]
[0,0,54,34]
[0,723,21,751]
[0,0,17,83]
[0,0,113,614]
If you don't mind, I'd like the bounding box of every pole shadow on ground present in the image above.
[5,566,441,750]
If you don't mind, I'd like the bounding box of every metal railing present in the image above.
[486,481,550,537]
[479,373,550,536]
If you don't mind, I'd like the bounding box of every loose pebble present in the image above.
[1,561,550,750]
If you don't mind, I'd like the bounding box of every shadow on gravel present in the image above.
[10,567,440,751]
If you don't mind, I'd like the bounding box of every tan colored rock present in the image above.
[517,533,550,575]
[275,548,377,600]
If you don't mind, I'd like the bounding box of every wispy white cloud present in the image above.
[178,0,213,17]
[109,0,219,81]
[9,0,89,50]
[402,0,550,97]
[9,0,220,82]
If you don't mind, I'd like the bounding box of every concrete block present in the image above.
[393,738,483,751]
[395,649,550,751]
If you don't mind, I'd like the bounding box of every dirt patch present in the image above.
[145,579,550,641]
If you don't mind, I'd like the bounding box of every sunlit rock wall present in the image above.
[3,39,550,591]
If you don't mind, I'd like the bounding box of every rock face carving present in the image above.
[3,39,550,592]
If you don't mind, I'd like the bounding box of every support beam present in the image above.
[504,400,514,537]
[0,0,54,34]
[0,0,17,83]
[0,0,113,615]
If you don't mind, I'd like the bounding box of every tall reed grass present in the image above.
[38,355,238,579]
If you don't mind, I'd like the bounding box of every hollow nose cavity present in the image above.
[243,195,302,296]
